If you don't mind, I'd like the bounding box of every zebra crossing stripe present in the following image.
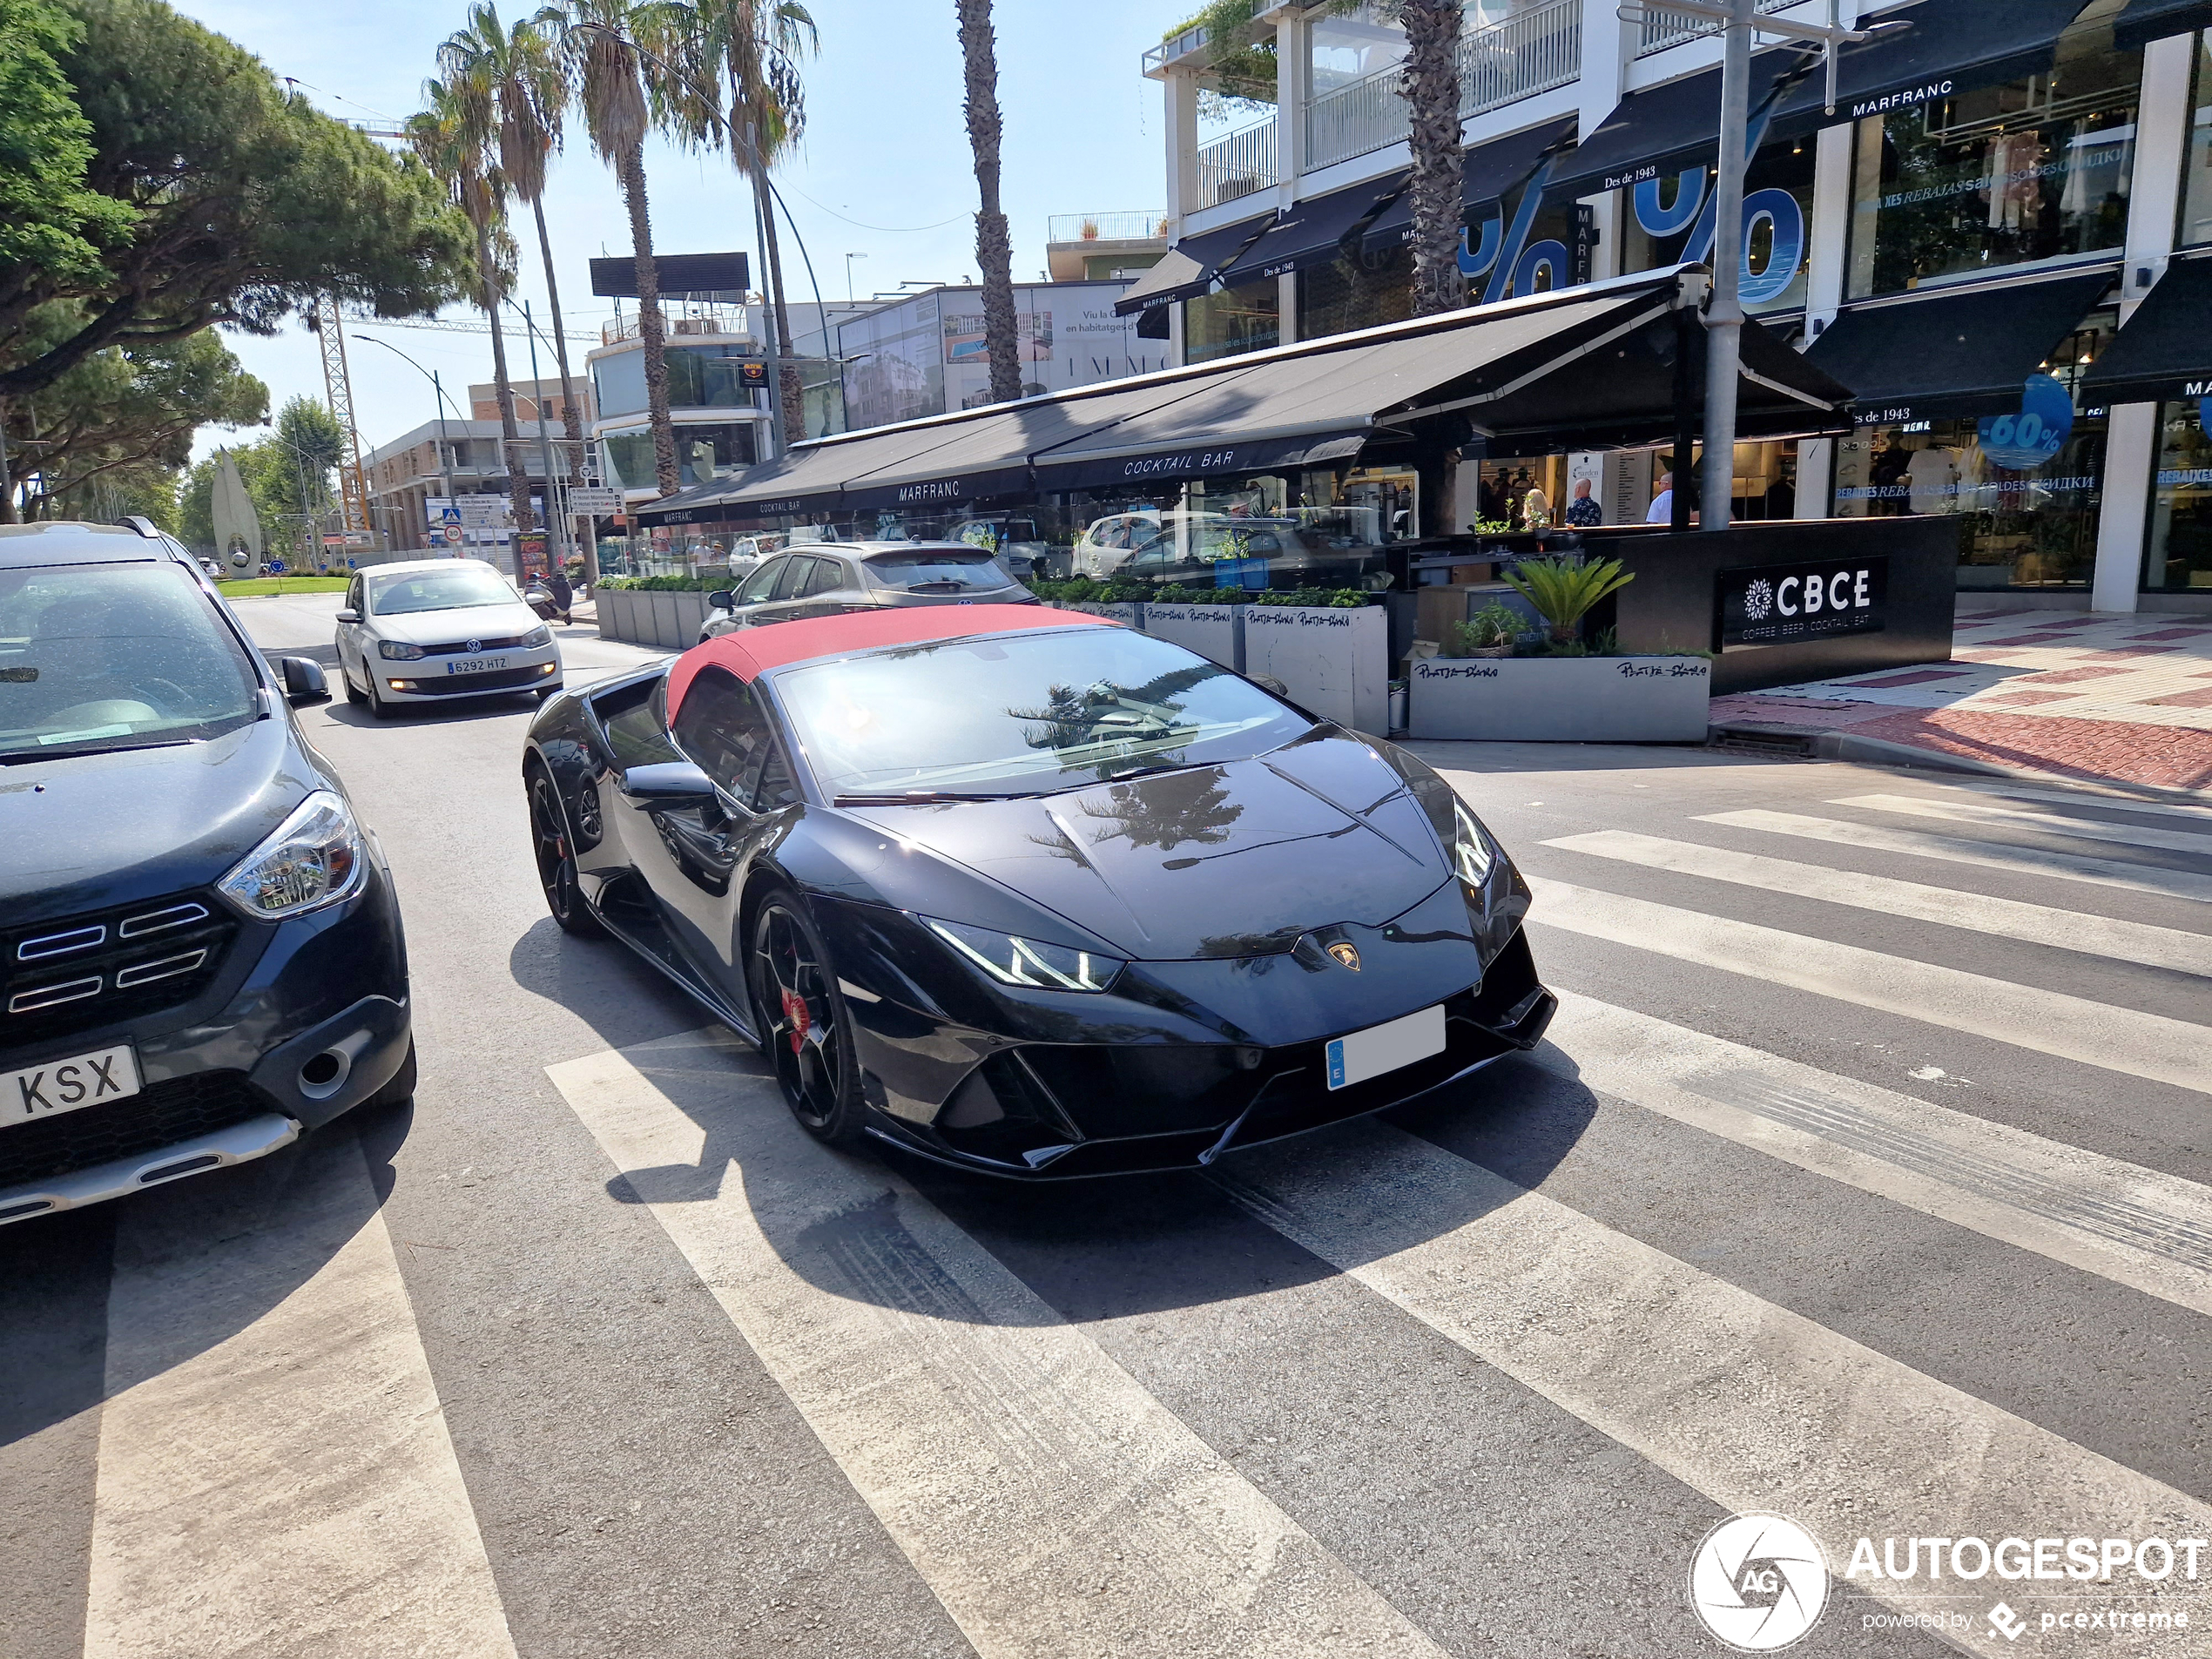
[1524,878,2212,1096]
[1834,794,2212,858]
[83,1130,515,1659]
[1210,1120,2212,1646]
[1537,990,2212,1317]
[1541,829,2212,977]
[1696,809,2212,905]
[546,1028,1446,1659]
[1912,778,2212,825]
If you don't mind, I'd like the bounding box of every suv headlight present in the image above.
[523,624,553,648]
[217,791,367,918]
[924,917,1121,992]
[1451,799,1496,887]
[378,639,426,661]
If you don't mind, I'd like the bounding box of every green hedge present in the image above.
[595,574,725,592]
[1027,577,1375,608]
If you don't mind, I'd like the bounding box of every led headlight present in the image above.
[1451,799,1496,887]
[925,917,1121,992]
[217,790,366,918]
[522,624,554,648]
[378,639,426,661]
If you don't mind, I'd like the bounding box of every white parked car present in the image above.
[334,557,561,719]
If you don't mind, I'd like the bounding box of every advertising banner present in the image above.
[1717,556,1888,648]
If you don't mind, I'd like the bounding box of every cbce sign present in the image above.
[1717,556,1888,648]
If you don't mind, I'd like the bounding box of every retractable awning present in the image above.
[1215,179,1410,287]
[1110,214,1275,316]
[655,266,1851,524]
[1543,51,1809,203]
[2079,254,2212,404]
[2113,0,2212,50]
[1359,117,1578,257]
[1802,269,2113,423]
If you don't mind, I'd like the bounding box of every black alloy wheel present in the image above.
[749,894,864,1146]
[529,769,606,938]
[343,656,367,705]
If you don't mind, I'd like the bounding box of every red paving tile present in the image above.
[2020,665,2130,684]
[1850,669,1973,687]
[2141,686,2212,709]
[1842,707,2212,791]
[1977,691,2079,706]
[2077,646,2178,661]
[1977,634,2073,646]
[2131,626,2212,640]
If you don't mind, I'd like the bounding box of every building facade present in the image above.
[1131,0,2212,610]
[362,419,564,564]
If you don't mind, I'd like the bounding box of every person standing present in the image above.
[1646,471,1675,524]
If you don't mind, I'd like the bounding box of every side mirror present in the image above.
[706,590,734,611]
[280,657,330,706]
[335,607,360,624]
[619,761,718,802]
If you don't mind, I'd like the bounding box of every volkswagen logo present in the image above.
[1326,941,1360,971]
[465,637,482,653]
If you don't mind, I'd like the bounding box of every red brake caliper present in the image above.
[780,988,810,1055]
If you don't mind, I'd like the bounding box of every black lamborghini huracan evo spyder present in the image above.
[522,604,1554,1177]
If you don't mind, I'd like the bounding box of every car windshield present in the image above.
[0,562,260,762]
[368,566,517,615]
[774,628,1312,796]
[863,550,1011,591]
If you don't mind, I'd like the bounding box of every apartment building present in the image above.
[1123,0,2212,609]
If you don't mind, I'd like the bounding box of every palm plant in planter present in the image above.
[1502,555,1635,649]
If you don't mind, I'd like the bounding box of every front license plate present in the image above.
[4,1044,141,1125]
[1325,1006,1446,1090]
[443,656,510,675]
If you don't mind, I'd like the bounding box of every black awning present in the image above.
[1543,51,1808,203]
[1768,0,2101,135]
[2114,0,2212,51]
[2079,254,2212,404]
[1217,179,1409,287]
[1110,215,1273,315]
[1802,269,2114,422]
[1362,117,1577,255]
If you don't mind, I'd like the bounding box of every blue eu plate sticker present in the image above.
[1325,1038,1346,1089]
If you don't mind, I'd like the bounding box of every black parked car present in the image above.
[523,604,1551,1178]
[0,521,412,1224]
[697,540,1035,643]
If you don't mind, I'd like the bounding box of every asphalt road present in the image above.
[3,590,2208,1659]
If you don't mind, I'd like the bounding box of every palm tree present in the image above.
[1398,0,1466,317]
[683,0,816,447]
[539,0,682,497]
[954,0,1021,405]
[407,78,537,534]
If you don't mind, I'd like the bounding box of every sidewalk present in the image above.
[1710,607,2212,795]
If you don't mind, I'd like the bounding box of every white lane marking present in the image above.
[547,1029,1443,1659]
[84,1130,515,1659]
[1910,777,2212,825]
[1210,1121,2212,1647]
[1523,877,2212,1096]
[1538,989,2212,1315]
[1836,793,2212,858]
[1541,829,2212,978]
[1696,809,2212,905]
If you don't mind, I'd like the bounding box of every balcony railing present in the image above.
[1304,0,1581,172]
[1046,211,1171,243]
[1143,23,1212,75]
[1636,0,1793,56]
[599,303,751,347]
[1196,118,1278,210]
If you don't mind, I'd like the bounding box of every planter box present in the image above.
[1408,655,1711,741]
[596,588,643,644]
[1243,604,1389,735]
[1044,601,1140,627]
[645,590,681,649]
[671,590,710,646]
[1138,602,1240,670]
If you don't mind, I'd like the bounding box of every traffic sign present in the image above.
[568,487,624,516]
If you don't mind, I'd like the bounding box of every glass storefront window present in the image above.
[591,346,765,418]
[2145,399,2212,590]
[1299,246,1416,341]
[1619,138,1816,314]
[1846,27,2140,298]
[2180,30,2212,246]
[1184,279,1280,363]
[602,422,759,491]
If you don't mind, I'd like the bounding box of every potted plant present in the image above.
[1080,219,1101,240]
[1445,601,1524,658]
[1502,554,1635,649]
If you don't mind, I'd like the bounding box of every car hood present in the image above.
[846,728,1451,961]
[368,601,540,645]
[0,714,321,921]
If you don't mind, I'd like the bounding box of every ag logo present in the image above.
[1326,941,1361,971]
[1689,1512,1828,1650]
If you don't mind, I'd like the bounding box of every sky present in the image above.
[174,0,1204,463]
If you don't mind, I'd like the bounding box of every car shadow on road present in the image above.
[506,916,716,1057]
[319,693,549,731]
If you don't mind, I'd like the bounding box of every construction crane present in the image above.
[308,298,372,541]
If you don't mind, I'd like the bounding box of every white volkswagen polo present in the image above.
[334,558,561,718]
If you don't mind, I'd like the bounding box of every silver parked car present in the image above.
[698,541,1036,642]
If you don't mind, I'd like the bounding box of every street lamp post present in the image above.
[509,298,573,579]
[846,253,867,305]
[356,333,463,553]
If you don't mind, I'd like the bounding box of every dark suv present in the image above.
[0,520,412,1224]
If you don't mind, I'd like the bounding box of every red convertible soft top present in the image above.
[666,603,1114,718]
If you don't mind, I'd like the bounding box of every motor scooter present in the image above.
[522,579,568,624]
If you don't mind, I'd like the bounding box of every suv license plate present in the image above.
[4,1044,141,1126]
